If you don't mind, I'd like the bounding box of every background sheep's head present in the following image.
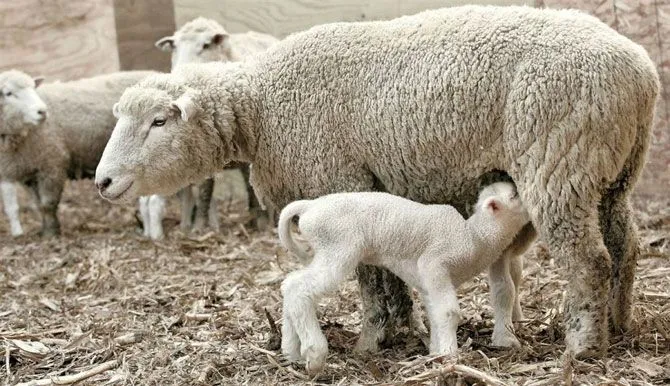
[155,17,232,70]
[0,70,47,138]
[95,74,218,202]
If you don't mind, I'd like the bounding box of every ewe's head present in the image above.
[95,73,220,202]
[155,17,232,70]
[476,181,529,228]
[0,70,47,137]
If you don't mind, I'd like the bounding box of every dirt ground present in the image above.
[1,177,668,386]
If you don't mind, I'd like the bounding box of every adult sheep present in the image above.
[0,69,154,236]
[137,17,279,240]
[95,6,659,358]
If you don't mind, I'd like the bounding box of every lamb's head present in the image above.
[0,70,47,140]
[95,73,224,202]
[155,17,232,70]
[476,181,530,230]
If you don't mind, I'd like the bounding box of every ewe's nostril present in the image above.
[97,177,112,191]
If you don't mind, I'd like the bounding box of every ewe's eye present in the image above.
[202,43,211,50]
[152,118,166,127]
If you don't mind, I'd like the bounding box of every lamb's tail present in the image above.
[278,199,312,262]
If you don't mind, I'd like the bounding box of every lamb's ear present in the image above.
[170,94,198,122]
[33,76,45,88]
[155,36,175,51]
[112,102,120,119]
[211,32,229,46]
[484,197,501,213]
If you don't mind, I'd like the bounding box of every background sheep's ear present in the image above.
[112,102,120,119]
[33,76,45,87]
[211,32,228,46]
[155,36,175,51]
[170,94,198,122]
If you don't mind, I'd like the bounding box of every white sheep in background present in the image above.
[0,69,154,236]
[139,17,279,240]
[95,5,659,358]
[277,182,530,374]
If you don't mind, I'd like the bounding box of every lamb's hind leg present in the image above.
[281,247,359,375]
[599,190,638,334]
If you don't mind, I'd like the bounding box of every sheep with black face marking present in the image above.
[139,17,279,240]
[278,182,529,374]
[96,5,659,358]
[0,69,154,236]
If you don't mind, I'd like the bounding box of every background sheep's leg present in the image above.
[194,177,215,231]
[599,191,638,333]
[488,253,521,348]
[177,185,195,230]
[34,177,62,237]
[1,181,23,236]
[239,164,270,229]
[510,254,524,321]
[281,249,356,375]
[138,196,151,237]
[148,195,166,240]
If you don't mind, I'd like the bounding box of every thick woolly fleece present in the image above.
[277,182,530,374]
[97,5,660,358]
[0,70,154,236]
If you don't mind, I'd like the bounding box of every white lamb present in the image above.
[278,182,530,374]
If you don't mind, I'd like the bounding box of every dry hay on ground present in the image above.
[0,179,668,385]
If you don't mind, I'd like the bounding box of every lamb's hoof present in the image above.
[303,345,328,376]
[491,332,521,348]
[281,338,301,363]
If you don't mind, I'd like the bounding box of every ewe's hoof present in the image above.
[40,228,60,237]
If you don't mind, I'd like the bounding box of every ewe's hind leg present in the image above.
[488,254,521,348]
[178,186,195,230]
[599,192,639,333]
[526,191,611,357]
[1,181,23,236]
[281,248,359,375]
[194,178,215,231]
[239,164,270,229]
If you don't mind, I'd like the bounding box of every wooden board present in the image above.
[174,0,532,36]
[0,0,119,81]
[113,0,176,72]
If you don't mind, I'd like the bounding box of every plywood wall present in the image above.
[0,0,119,81]
[114,0,176,72]
[173,0,532,36]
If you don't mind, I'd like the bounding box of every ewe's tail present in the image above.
[278,200,312,262]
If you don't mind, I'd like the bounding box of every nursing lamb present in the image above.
[278,182,529,374]
[95,6,659,358]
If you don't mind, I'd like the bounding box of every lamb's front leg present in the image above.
[488,254,521,348]
[419,261,460,355]
[510,253,524,321]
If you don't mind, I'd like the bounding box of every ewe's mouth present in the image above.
[103,181,134,201]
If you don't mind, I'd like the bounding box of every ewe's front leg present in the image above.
[488,254,521,348]
[35,177,63,237]
[1,182,23,236]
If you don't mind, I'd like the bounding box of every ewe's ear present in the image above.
[112,102,120,119]
[33,76,45,88]
[155,36,175,51]
[484,197,501,213]
[170,94,198,122]
[211,32,228,46]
